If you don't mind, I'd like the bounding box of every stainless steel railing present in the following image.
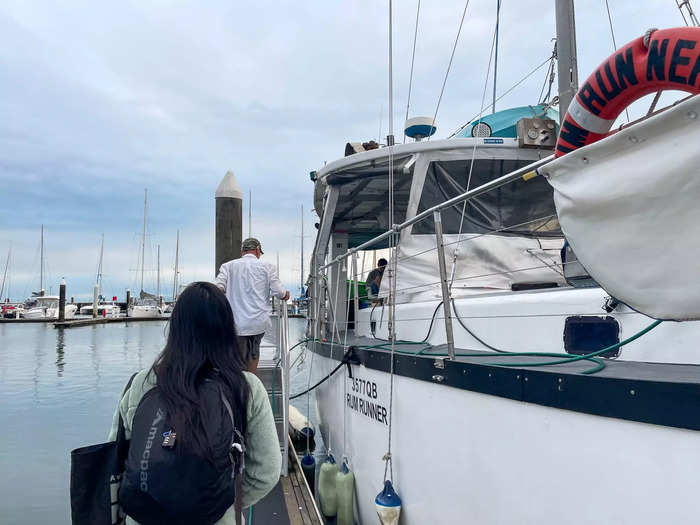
[311,154,557,360]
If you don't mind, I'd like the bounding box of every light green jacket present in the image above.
[108,369,281,524]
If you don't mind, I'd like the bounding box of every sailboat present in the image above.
[129,190,162,318]
[0,245,23,318]
[79,234,120,317]
[304,2,700,523]
[163,230,180,314]
[22,225,77,319]
[290,205,309,317]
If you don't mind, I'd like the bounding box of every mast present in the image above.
[248,189,252,238]
[157,244,160,300]
[140,189,147,293]
[0,245,10,302]
[40,224,44,294]
[300,205,304,294]
[555,0,579,124]
[492,0,501,113]
[172,230,179,301]
[97,233,104,295]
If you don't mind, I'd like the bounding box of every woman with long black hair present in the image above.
[107,282,281,524]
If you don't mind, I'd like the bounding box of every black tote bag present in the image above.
[70,373,137,525]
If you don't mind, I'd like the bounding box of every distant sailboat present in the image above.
[79,234,119,317]
[129,190,162,318]
[23,226,76,319]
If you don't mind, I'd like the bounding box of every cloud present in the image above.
[0,0,688,301]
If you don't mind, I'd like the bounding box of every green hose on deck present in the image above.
[352,320,663,375]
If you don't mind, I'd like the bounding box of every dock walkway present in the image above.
[249,326,322,525]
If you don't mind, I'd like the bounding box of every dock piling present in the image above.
[215,170,243,276]
[58,279,66,322]
[92,284,99,319]
[125,289,130,317]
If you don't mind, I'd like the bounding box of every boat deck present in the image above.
[312,335,700,432]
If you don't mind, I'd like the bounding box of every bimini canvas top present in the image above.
[313,138,531,248]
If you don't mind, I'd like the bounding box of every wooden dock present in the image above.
[53,316,167,328]
[246,437,322,525]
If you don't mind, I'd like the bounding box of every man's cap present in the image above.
[242,237,263,254]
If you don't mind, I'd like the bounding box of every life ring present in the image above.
[555,27,700,157]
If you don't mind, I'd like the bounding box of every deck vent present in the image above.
[564,316,620,358]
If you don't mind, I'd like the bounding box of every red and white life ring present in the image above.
[555,27,700,157]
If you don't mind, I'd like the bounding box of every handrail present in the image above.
[319,154,554,271]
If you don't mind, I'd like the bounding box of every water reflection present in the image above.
[0,319,308,524]
[55,328,65,377]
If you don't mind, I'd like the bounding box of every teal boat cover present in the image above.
[454,104,559,139]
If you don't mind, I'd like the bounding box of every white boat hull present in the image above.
[311,350,700,524]
[128,305,161,318]
[22,304,77,319]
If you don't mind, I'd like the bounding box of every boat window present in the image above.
[413,158,561,236]
[331,155,415,248]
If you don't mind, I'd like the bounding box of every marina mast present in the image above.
[140,189,147,293]
[554,0,579,124]
[96,233,104,295]
[156,244,160,301]
[0,245,10,302]
[300,204,304,294]
[172,230,179,301]
[40,224,44,295]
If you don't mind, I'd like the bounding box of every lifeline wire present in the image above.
[383,0,397,484]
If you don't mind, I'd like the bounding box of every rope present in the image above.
[447,55,552,138]
[341,276,352,456]
[404,0,421,143]
[427,0,472,140]
[290,360,345,399]
[603,0,630,123]
[448,19,499,288]
[325,265,343,455]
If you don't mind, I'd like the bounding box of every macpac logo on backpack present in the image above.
[119,381,245,525]
[139,408,164,492]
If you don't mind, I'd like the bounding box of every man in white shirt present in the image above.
[216,238,289,372]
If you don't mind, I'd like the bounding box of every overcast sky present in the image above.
[0,0,688,300]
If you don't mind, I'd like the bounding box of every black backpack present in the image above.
[119,380,245,525]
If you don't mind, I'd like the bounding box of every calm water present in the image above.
[0,318,318,525]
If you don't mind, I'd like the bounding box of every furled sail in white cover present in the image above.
[542,95,700,320]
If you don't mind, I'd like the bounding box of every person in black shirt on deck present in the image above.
[366,258,388,299]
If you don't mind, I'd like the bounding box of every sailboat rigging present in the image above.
[303,1,700,523]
